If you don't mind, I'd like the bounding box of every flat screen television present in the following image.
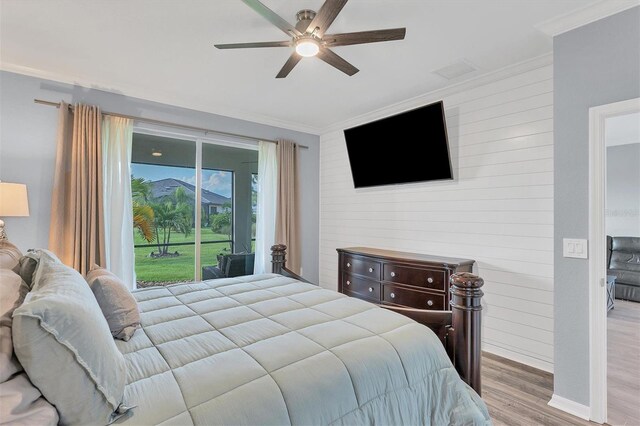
[344,101,452,188]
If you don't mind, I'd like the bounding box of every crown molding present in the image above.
[535,0,639,37]
[0,62,323,135]
[320,53,553,134]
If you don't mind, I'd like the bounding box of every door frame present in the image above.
[588,97,640,423]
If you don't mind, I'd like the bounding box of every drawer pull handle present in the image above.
[390,292,395,299]
[390,272,396,277]
[368,287,374,293]
[346,280,351,286]
[346,262,351,268]
[427,300,434,307]
[427,277,434,284]
[368,267,374,273]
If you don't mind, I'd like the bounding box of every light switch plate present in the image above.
[563,238,588,259]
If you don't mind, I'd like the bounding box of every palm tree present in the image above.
[133,205,155,242]
[151,187,193,255]
[131,176,152,202]
[131,176,154,243]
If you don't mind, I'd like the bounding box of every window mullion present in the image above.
[195,139,203,281]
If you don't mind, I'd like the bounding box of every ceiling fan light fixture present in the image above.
[295,38,320,57]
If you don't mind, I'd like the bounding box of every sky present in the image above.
[131,163,233,197]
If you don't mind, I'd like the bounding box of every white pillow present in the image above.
[12,250,131,425]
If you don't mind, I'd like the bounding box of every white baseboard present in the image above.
[483,343,554,373]
[548,394,591,420]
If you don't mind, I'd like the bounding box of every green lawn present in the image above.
[134,229,236,284]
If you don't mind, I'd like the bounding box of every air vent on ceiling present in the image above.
[433,60,477,80]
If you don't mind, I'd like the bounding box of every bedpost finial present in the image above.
[271,244,287,274]
[271,244,287,254]
[450,272,484,289]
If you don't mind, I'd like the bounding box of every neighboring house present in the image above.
[149,178,231,223]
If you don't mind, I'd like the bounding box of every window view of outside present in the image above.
[200,167,234,268]
[131,162,233,286]
[130,133,258,287]
[131,163,195,285]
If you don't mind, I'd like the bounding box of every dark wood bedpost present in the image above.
[271,244,287,274]
[449,272,484,396]
[270,244,311,283]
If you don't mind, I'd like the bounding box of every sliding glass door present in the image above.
[199,143,258,277]
[130,132,258,287]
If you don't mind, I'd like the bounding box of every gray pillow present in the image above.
[12,250,131,425]
[86,266,140,341]
[16,251,40,288]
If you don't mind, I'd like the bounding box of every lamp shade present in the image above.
[0,182,30,217]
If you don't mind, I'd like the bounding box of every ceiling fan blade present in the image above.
[214,40,291,49]
[306,0,348,37]
[316,48,359,76]
[276,52,302,78]
[323,28,406,47]
[241,0,301,36]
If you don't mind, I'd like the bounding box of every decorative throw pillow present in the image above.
[16,251,40,288]
[0,265,58,425]
[86,265,140,341]
[12,250,131,425]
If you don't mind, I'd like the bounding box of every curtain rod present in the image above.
[34,99,309,149]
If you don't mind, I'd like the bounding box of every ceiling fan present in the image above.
[214,0,406,78]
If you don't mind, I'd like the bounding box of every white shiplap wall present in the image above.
[319,63,554,371]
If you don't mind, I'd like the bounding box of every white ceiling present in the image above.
[0,0,613,132]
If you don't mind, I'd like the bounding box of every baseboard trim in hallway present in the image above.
[548,394,591,420]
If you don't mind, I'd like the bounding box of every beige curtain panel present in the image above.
[275,139,300,275]
[49,102,106,275]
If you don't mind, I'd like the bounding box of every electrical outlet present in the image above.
[563,238,588,259]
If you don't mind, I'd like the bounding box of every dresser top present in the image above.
[336,247,475,267]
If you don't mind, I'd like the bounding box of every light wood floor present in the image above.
[482,299,640,426]
[483,352,592,426]
[608,299,640,426]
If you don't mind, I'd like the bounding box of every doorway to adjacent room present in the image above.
[588,98,640,425]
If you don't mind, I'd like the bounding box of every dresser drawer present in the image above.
[382,284,446,310]
[383,264,446,291]
[342,274,380,302]
[343,255,381,280]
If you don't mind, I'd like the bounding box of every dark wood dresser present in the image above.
[337,247,475,311]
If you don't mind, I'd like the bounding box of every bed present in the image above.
[112,246,490,425]
[2,243,490,425]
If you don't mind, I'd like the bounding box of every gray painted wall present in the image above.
[553,7,640,405]
[0,70,320,283]
[606,144,640,237]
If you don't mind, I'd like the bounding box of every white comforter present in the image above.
[115,274,490,425]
